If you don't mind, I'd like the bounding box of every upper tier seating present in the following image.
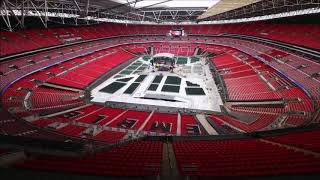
[1,22,319,57]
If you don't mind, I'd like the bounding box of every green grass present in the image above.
[126,65,139,70]
[135,75,147,82]
[161,85,180,93]
[142,56,151,61]
[132,70,143,74]
[148,84,159,91]
[137,66,146,71]
[190,56,200,63]
[100,82,126,93]
[116,77,133,82]
[119,70,132,75]
[132,61,143,66]
[152,75,163,83]
[185,88,205,95]
[113,75,124,79]
[176,57,188,64]
[165,76,181,85]
[123,83,140,94]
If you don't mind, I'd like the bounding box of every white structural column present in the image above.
[104,110,128,126]
[196,114,218,135]
[136,110,154,134]
[177,113,181,135]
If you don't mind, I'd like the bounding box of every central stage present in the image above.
[90,55,223,112]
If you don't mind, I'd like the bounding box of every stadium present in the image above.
[0,0,320,179]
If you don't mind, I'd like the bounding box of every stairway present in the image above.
[150,46,154,55]
[193,47,200,56]
[161,141,180,180]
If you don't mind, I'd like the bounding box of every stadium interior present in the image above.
[0,0,320,179]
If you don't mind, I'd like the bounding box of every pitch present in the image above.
[90,54,223,112]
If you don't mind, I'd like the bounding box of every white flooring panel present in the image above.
[91,56,223,112]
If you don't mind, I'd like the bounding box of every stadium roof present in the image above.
[112,0,220,9]
[198,0,261,20]
[1,0,319,29]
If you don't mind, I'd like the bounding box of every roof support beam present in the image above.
[29,0,47,28]
[1,1,12,31]
[72,0,81,12]
[98,0,145,13]
[85,0,90,18]
[3,0,23,28]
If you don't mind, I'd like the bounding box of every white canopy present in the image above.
[153,53,175,59]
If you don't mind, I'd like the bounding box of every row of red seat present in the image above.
[265,130,320,153]
[210,46,314,128]
[0,110,78,142]
[211,37,320,108]
[0,40,205,91]
[1,67,85,116]
[11,128,320,177]
[33,105,204,139]
[209,114,278,133]
[154,46,194,55]
[1,22,319,56]
[15,141,163,176]
[0,40,109,90]
[173,138,320,177]
[6,121,320,177]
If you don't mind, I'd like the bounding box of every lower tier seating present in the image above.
[265,130,320,153]
[173,138,320,177]
[15,141,163,176]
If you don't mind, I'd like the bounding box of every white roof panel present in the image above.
[111,0,220,9]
